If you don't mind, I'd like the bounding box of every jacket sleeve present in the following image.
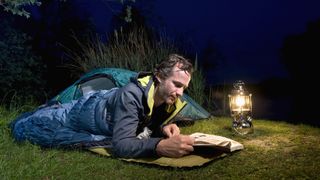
[111,86,162,158]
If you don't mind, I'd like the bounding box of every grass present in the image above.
[67,26,177,74]
[1,106,320,179]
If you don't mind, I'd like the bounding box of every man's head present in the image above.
[154,54,193,80]
[153,54,193,106]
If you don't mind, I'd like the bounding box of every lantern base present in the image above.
[232,126,254,135]
[232,116,254,135]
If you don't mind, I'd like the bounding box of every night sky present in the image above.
[151,0,320,84]
[72,0,320,85]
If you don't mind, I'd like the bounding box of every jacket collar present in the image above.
[136,74,187,124]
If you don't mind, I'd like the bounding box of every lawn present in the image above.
[1,106,319,179]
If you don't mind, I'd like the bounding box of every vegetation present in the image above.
[3,2,319,178]
[280,18,320,125]
[1,106,319,179]
[1,0,134,22]
[0,0,212,107]
[67,26,207,106]
[0,0,41,18]
[68,27,175,73]
[0,18,47,105]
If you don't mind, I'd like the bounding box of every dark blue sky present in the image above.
[28,0,320,85]
[150,0,320,84]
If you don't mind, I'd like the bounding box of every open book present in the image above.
[190,132,244,152]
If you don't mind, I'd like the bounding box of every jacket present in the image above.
[110,72,187,157]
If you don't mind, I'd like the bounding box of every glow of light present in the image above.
[235,95,245,107]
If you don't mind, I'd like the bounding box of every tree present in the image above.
[280,18,320,126]
[0,0,137,98]
[0,17,47,103]
[1,0,134,21]
[281,19,320,82]
[22,0,98,93]
[1,0,43,18]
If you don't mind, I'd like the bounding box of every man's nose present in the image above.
[176,88,184,97]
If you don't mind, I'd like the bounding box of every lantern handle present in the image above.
[234,80,245,91]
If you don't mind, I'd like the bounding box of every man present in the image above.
[11,54,195,158]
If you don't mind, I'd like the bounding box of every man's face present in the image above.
[156,63,191,105]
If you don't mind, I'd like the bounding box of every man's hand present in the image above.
[156,135,194,158]
[162,123,180,137]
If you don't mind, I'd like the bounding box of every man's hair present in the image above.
[154,54,193,80]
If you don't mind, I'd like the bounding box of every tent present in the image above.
[51,68,210,121]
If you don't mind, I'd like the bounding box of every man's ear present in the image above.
[157,77,162,83]
[155,74,162,83]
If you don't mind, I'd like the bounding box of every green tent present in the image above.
[51,68,210,120]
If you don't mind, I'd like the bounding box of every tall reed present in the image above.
[67,26,208,107]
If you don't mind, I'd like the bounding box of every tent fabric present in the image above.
[51,68,210,120]
[52,68,136,104]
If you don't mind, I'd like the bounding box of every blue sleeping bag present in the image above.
[10,89,117,148]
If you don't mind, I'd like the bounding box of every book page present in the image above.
[190,132,244,152]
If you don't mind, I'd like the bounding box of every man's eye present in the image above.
[173,81,186,89]
[174,83,183,88]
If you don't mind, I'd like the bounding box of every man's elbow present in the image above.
[111,139,137,158]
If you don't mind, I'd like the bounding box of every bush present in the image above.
[0,18,47,105]
[68,27,174,73]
